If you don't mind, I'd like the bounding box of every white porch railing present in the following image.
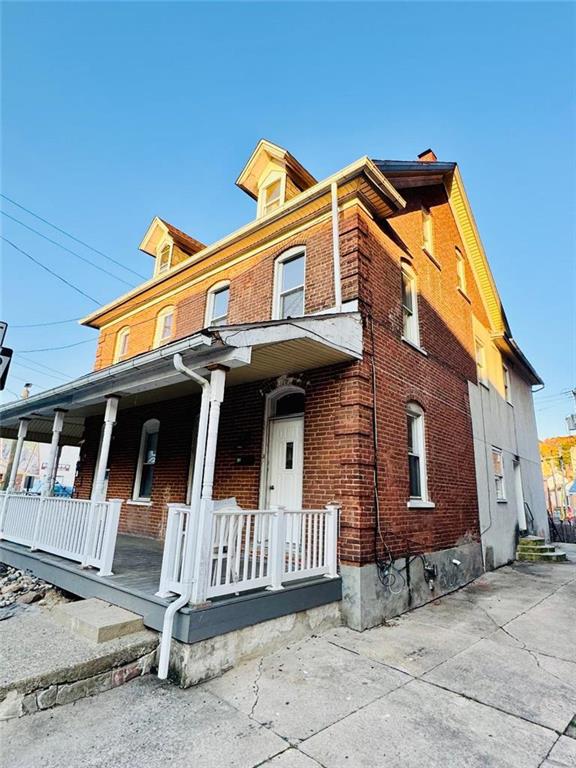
[157,502,339,601]
[0,492,122,576]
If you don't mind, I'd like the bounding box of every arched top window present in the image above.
[271,389,305,418]
[401,263,420,346]
[154,306,175,347]
[258,173,285,218]
[156,241,172,275]
[133,418,160,502]
[273,247,306,320]
[113,326,130,363]
[205,281,230,326]
[406,402,431,508]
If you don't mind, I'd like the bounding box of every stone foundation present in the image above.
[340,541,484,630]
[167,601,342,688]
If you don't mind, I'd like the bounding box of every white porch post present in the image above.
[41,409,66,497]
[191,365,227,604]
[7,418,30,492]
[93,396,120,502]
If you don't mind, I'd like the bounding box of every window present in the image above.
[157,242,172,275]
[475,339,487,386]
[205,283,230,326]
[274,248,305,319]
[492,447,506,501]
[260,179,282,216]
[422,206,434,256]
[401,265,420,346]
[456,248,467,293]
[133,419,160,501]
[407,403,429,504]
[154,306,175,347]
[113,327,130,363]
[503,364,512,404]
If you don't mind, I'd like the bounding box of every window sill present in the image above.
[457,287,471,304]
[126,499,153,506]
[496,499,508,504]
[407,500,436,509]
[402,337,428,357]
[422,247,441,270]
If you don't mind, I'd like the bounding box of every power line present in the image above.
[1,236,101,305]
[14,353,76,379]
[17,338,96,354]
[12,359,71,382]
[0,193,146,279]
[11,317,81,328]
[1,211,135,288]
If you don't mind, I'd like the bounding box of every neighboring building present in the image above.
[0,439,79,492]
[0,141,545,672]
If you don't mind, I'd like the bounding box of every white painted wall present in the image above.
[469,367,547,569]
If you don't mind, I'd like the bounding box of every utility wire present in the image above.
[1,236,101,305]
[1,211,135,288]
[17,338,96,354]
[14,353,76,379]
[11,317,81,328]
[12,359,71,382]
[0,193,146,279]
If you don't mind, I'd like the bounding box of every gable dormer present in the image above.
[139,217,205,278]
[236,139,317,219]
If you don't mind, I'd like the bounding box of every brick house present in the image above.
[0,140,545,679]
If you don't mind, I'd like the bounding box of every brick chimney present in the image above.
[417,148,437,163]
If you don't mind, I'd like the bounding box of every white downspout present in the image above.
[157,353,211,680]
[331,181,342,312]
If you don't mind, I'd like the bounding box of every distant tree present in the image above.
[540,436,576,479]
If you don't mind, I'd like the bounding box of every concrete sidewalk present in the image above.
[2,558,575,768]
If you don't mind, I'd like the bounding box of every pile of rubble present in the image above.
[0,564,67,611]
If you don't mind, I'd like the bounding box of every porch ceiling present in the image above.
[0,313,362,444]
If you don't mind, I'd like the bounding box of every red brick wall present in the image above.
[77,190,481,564]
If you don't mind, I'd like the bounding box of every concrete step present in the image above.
[517,550,568,563]
[517,537,546,549]
[517,544,556,553]
[52,599,144,643]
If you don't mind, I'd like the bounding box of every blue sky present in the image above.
[1,1,574,438]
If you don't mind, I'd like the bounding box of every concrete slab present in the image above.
[262,749,323,767]
[300,679,557,768]
[52,598,144,642]
[205,635,409,741]
[0,604,157,700]
[423,636,576,732]
[0,677,288,768]
[542,736,576,768]
[327,618,479,676]
[502,594,576,663]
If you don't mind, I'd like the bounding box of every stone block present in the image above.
[36,685,57,710]
[52,598,144,643]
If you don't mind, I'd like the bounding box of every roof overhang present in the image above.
[0,313,363,444]
[492,333,543,387]
[139,217,205,258]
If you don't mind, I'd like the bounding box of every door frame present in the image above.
[259,385,305,509]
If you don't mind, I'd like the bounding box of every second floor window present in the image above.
[113,327,130,363]
[401,265,420,346]
[154,306,175,347]
[274,248,305,319]
[492,447,506,501]
[503,364,512,404]
[206,284,230,326]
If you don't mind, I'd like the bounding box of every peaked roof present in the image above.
[236,139,317,200]
[139,216,205,258]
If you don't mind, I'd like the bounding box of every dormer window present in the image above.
[259,178,282,217]
[157,242,172,275]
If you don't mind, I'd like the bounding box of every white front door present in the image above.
[265,417,304,509]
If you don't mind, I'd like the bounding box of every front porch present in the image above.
[0,532,341,644]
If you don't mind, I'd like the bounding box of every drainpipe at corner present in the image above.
[157,353,211,680]
[331,181,342,312]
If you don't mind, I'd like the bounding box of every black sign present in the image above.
[0,347,13,391]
